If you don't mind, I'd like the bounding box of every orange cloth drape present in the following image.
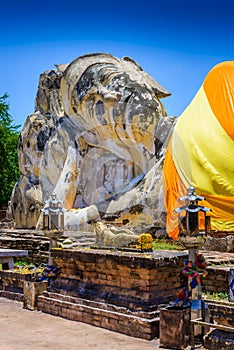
[163,61,234,239]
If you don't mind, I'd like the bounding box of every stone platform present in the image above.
[37,248,188,340]
[0,270,34,301]
[0,248,28,270]
[204,329,234,350]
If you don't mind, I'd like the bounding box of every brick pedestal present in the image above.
[23,281,48,310]
[37,248,188,339]
[160,305,191,349]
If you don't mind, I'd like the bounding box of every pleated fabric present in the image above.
[163,61,234,239]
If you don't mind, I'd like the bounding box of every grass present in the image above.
[152,239,183,251]
[14,258,31,267]
[202,291,229,301]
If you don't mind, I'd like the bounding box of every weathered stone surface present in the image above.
[94,222,138,248]
[23,281,48,310]
[160,306,191,349]
[204,329,234,350]
[9,53,175,231]
[203,235,234,253]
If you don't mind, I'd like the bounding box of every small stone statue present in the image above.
[6,201,13,221]
[94,222,139,248]
[0,201,15,229]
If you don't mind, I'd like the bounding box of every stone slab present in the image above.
[0,249,28,257]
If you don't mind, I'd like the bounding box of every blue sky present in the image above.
[1,0,234,128]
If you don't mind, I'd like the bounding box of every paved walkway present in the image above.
[0,297,162,350]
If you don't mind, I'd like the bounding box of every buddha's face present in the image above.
[60,54,169,177]
[71,64,161,132]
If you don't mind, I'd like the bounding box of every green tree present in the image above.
[0,94,20,208]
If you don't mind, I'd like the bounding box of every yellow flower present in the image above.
[137,233,153,250]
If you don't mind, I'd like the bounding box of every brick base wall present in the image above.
[38,291,160,339]
[0,270,36,302]
[202,266,231,293]
[0,230,49,265]
[37,248,188,339]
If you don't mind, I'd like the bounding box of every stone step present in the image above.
[0,229,96,244]
[204,329,234,350]
[0,290,23,302]
[63,231,96,247]
[37,292,160,340]
[41,290,160,319]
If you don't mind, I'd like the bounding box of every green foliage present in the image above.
[14,258,31,267]
[217,291,229,300]
[202,291,229,301]
[0,94,21,208]
[152,239,182,250]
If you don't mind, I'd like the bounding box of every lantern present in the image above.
[41,193,66,264]
[175,186,211,249]
[175,186,211,318]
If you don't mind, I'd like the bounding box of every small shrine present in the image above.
[174,186,211,300]
[160,186,212,349]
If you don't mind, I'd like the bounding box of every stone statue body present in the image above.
[10,53,175,232]
[94,222,139,248]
